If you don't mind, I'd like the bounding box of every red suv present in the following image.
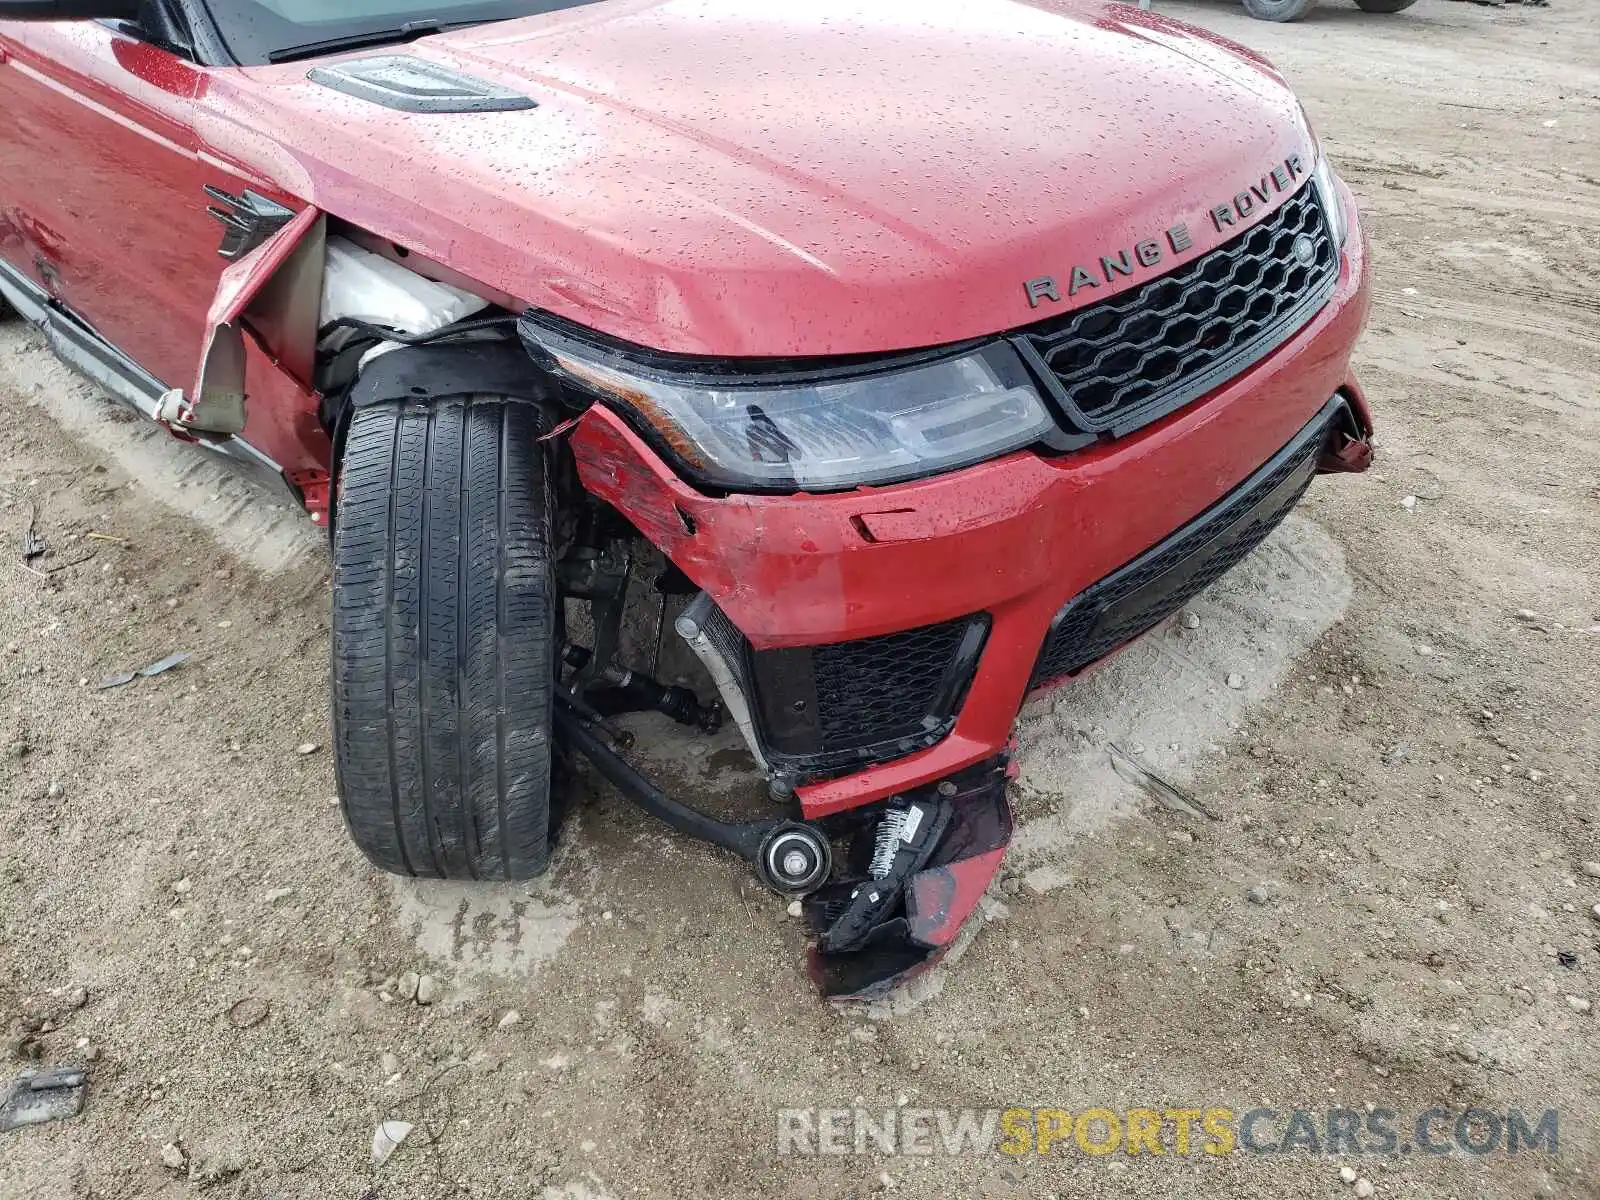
[0,0,1372,997]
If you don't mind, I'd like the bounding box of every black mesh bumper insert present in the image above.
[1014,182,1339,439]
[703,609,988,776]
[1030,398,1342,688]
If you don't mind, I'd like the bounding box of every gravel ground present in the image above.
[1,2,1597,1197]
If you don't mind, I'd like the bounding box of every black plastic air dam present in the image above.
[1031,394,1356,689]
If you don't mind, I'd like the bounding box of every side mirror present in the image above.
[0,1,143,18]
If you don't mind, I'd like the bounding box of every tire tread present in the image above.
[333,396,554,881]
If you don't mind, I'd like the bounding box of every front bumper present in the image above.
[571,209,1372,824]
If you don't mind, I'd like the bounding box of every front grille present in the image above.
[1015,182,1338,439]
[1030,399,1338,687]
[697,607,986,775]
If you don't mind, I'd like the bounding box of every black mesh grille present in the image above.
[1031,404,1333,687]
[694,607,982,772]
[1016,183,1338,437]
[703,604,749,692]
[810,619,972,750]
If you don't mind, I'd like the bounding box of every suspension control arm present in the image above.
[553,693,830,894]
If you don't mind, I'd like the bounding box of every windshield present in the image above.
[198,0,606,65]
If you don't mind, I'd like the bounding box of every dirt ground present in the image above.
[2,2,1598,1197]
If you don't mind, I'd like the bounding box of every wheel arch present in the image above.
[194,208,552,525]
[328,340,566,534]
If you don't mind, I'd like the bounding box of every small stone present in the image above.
[1372,1064,1390,1078]
[1246,884,1271,906]
[1415,643,1433,656]
[396,971,420,1001]
[1581,861,1600,880]
[498,1010,521,1029]
[380,1052,401,1077]
[1567,996,1592,1014]
[1226,673,1245,690]
[159,1143,187,1171]
[1400,495,1417,510]
[295,742,319,756]
[1591,904,1600,922]
[1339,1166,1358,1184]
[262,886,295,903]
[66,986,88,1010]
[226,996,270,1029]
[1355,1180,1375,1199]
[414,975,439,1005]
[46,781,64,799]
[786,900,803,918]
[172,878,191,895]
[1182,612,1201,630]
[372,1121,413,1166]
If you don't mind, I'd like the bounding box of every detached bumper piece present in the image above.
[555,688,1013,1001]
[805,758,1013,1001]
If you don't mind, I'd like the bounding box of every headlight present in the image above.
[522,321,1057,492]
[1311,153,1348,248]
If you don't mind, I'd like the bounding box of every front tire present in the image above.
[332,395,558,880]
[1243,0,1319,19]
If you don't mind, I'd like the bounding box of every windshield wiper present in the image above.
[268,18,486,65]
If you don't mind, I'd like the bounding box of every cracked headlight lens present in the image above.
[523,322,1056,492]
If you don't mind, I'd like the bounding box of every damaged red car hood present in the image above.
[224,0,1314,356]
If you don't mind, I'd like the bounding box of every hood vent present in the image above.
[309,56,537,114]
